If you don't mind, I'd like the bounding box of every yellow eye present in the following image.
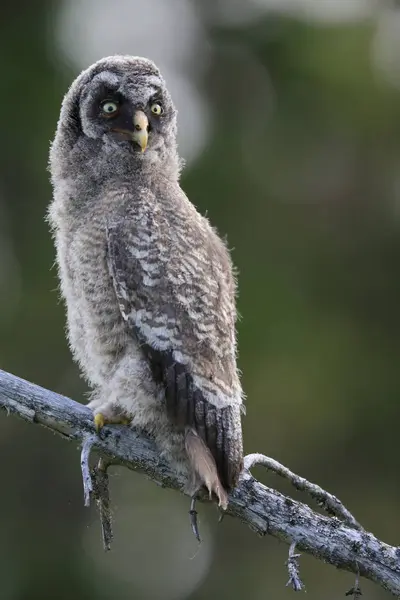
[101,101,119,116]
[150,102,163,116]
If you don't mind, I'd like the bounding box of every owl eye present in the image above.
[150,102,163,116]
[101,101,119,116]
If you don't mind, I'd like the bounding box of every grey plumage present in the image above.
[47,55,244,511]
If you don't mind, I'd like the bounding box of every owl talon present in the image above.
[189,495,201,543]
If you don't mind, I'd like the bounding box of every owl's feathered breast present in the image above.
[107,185,243,488]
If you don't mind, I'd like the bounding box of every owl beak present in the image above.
[132,110,149,152]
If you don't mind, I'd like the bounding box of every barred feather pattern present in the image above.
[106,181,244,490]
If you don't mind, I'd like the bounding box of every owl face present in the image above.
[68,56,177,160]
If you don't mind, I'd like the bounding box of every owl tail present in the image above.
[185,428,228,510]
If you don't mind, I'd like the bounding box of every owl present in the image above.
[48,55,244,529]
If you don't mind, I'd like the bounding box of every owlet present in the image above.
[47,55,244,536]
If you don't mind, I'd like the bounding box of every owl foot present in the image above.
[93,412,131,433]
[189,495,201,543]
[87,399,131,434]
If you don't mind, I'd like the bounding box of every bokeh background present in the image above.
[1,0,400,598]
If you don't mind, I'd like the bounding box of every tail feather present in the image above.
[185,428,229,510]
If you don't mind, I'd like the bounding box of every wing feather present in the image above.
[106,214,243,491]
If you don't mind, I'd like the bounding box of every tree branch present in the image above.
[0,368,399,595]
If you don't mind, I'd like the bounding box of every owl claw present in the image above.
[189,495,201,543]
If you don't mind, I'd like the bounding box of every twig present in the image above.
[286,542,304,592]
[80,435,95,507]
[80,435,113,549]
[244,453,362,530]
[346,564,363,598]
[92,457,113,551]
[1,368,400,596]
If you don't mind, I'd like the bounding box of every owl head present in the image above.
[50,56,180,180]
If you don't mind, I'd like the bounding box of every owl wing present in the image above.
[106,214,243,496]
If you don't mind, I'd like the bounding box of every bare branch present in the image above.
[244,453,362,530]
[346,564,363,599]
[92,457,113,551]
[80,435,95,507]
[286,542,304,592]
[80,436,113,549]
[1,368,400,596]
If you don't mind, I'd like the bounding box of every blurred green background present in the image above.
[1,1,400,598]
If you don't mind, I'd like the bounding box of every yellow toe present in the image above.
[94,413,105,432]
[94,413,131,432]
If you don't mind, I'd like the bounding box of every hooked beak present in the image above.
[132,110,149,152]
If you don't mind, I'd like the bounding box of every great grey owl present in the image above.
[47,55,244,533]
